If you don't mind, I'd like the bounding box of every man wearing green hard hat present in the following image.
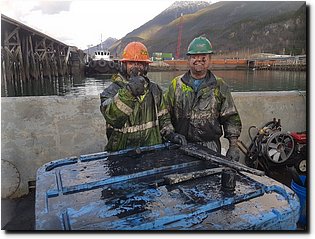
[162,36,242,161]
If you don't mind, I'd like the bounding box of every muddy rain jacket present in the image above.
[163,70,242,152]
[100,73,174,151]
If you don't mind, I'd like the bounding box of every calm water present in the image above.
[1,70,306,97]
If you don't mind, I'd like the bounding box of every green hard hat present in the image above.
[187,36,213,55]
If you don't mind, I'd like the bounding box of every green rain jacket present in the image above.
[163,70,242,152]
[100,73,174,151]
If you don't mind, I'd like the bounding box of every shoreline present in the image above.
[149,58,306,72]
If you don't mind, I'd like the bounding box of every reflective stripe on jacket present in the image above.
[163,70,242,150]
[100,73,173,151]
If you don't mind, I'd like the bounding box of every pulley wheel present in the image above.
[265,132,294,163]
[296,159,307,174]
[1,159,21,198]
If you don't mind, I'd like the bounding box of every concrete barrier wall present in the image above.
[1,91,306,198]
[1,96,107,198]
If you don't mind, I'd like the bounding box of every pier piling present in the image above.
[1,14,85,96]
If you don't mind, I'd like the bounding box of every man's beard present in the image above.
[129,66,145,77]
[192,64,207,75]
[193,64,206,73]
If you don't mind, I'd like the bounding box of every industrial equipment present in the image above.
[244,118,306,175]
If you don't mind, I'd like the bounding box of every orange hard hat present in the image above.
[120,42,152,63]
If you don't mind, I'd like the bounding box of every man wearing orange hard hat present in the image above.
[100,42,186,151]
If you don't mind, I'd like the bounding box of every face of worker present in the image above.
[126,61,147,77]
[188,54,211,78]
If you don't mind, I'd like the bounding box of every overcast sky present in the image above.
[1,0,311,51]
[0,0,186,49]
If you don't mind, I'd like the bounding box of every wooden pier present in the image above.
[1,14,85,95]
[248,55,306,71]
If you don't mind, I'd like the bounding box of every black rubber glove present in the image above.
[168,132,187,145]
[126,76,146,96]
[226,137,240,162]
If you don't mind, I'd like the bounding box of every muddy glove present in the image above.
[226,137,240,162]
[167,132,187,145]
[126,76,146,96]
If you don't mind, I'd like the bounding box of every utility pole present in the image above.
[87,44,93,63]
[176,13,183,59]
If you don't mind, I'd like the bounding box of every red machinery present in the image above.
[290,131,307,173]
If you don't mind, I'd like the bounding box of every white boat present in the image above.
[85,37,118,75]
[92,49,111,61]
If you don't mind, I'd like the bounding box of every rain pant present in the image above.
[163,70,242,152]
[100,73,173,151]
